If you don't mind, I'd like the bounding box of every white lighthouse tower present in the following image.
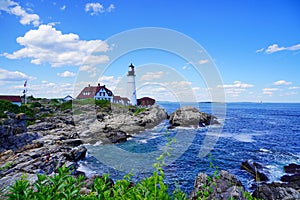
[127,63,137,106]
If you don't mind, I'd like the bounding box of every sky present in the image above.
[0,0,299,102]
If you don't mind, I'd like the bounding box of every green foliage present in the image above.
[29,102,42,108]
[73,98,95,105]
[0,100,20,118]
[60,101,72,111]
[0,162,14,171]
[6,165,84,200]
[134,107,146,115]
[50,99,59,105]
[5,147,257,200]
[19,105,35,118]
[95,100,110,108]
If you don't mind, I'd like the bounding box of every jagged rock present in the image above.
[169,106,219,129]
[241,160,269,182]
[76,105,167,144]
[61,139,83,147]
[189,170,246,200]
[284,163,300,174]
[280,163,300,190]
[0,111,27,138]
[253,183,300,200]
[69,146,87,162]
[281,174,300,190]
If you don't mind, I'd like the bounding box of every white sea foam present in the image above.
[138,139,148,144]
[266,164,284,183]
[233,134,255,143]
[77,163,96,178]
[93,140,103,146]
[259,148,272,153]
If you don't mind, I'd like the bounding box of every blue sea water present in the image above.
[78,102,300,194]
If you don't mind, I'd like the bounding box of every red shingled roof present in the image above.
[113,96,122,101]
[77,84,113,99]
[121,97,130,102]
[0,95,22,102]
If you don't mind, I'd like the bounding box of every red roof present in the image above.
[0,95,22,102]
[77,84,113,99]
[113,96,122,100]
[121,97,130,101]
[138,97,155,101]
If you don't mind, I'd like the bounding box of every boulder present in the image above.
[190,170,246,200]
[284,163,300,174]
[69,146,87,162]
[241,160,269,182]
[169,106,219,129]
[281,163,300,190]
[77,105,168,144]
[61,139,83,147]
[253,183,300,200]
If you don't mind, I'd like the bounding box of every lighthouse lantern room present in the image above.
[127,63,137,105]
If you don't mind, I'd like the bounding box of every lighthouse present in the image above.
[127,63,137,105]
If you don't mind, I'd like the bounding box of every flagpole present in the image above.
[24,80,27,104]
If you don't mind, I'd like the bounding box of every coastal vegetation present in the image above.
[5,159,258,200]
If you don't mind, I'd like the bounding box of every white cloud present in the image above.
[219,81,254,89]
[106,4,115,12]
[262,88,278,95]
[0,68,35,82]
[25,81,74,98]
[60,5,66,11]
[273,80,292,86]
[140,71,164,81]
[79,65,97,77]
[288,86,299,90]
[218,81,254,98]
[57,71,76,77]
[97,76,122,89]
[255,48,264,53]
[0,0,40,26]
[284,91,298,96]
[264,43,300,54]
[136,81,196,102]
[198,59,209,65]
[85,3,104,15]
[3,24,110,67]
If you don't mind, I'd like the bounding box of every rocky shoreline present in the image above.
[0,104,299,199]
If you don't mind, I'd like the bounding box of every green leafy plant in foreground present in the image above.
[6,142,257,200]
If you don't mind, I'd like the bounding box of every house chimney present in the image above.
[88,84,90,87]
[98,83,100,87]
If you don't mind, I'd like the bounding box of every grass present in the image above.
[0,162,14,171]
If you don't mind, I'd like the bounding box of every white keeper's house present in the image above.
[76,83,113,102]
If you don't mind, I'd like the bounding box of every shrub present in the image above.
[0,100,20,118]
[29,102,42,108]
[60,101,72,111]
[95,100,111,108]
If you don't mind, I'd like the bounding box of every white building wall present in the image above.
[127,75,137,105]
[94,88,113,102]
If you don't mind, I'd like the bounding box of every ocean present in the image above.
[78,102,300,193]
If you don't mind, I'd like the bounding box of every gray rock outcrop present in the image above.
[169,106,219,129]
[241,160,269,182]
[189,170,246,200]
[74,104,168,144]
[253,183,300,200]
[0,109,86,196]
[0,111,30,152]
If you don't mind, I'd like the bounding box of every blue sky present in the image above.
[0,0,299,102]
